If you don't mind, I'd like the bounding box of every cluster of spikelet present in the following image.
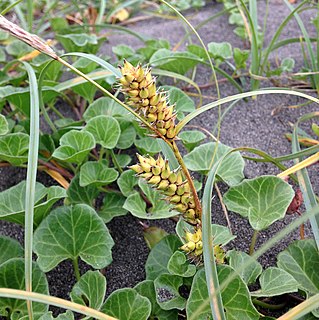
[181,228,225,262]
[130,154,200,225]
[119,60,177,140]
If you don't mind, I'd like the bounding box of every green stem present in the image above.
[253,298,286,310]
[110,150,123,174]
[27,0,33,32]
[249,229,259,255]
[72,258,81,281]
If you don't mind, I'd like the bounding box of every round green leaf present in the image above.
[251,267,298,297]
[0,236,24,266]
[79,161,119,187]
[117,170,138,197]
[33,204,114,272]
[99,193,128,223]
[178,130,206,151]
[0,258,49,318]
[52,130,95,164]
[277,239,319,316]
[70,270,106,310]
[154,274,186,310]
[146,235,182,281]
[186,265,259,320]
[116,118,136,149]
[226,250,262,285]
[0,114,9,135]
[135,280,179,320]
[101,288,151,320]
[223,175,295,231]
[0,133,29,165]
[184,142,245,186]
[167,251,196,277]
[84,115,120,149]
[135,137,161,155]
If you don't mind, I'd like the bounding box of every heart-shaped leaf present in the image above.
[0,180,66,227]
[251,267,298,297]
[70,270,106,310]
[226,250,262,285]
[84,115,120,149]
[99,193,128,223]
[101,288,151,320]
[178,130,206,152]
[135,137,161,155]
[83,97,132,121]
[184,142,245,186]
[79,161,118,187]
[167,251,196,277]
[117,170,138,197]
[223,176,295,230]
[154,274,186,310]
[66,175,99,206]
[146,235,182,281]
[135,280,179,320]
[0,133,29,165]
[33,204,114,272]
[186,265,259,320]
[0,236,24,266]
[53,130,95,164]
[0,114,8,135]
[0,258,49,319]
[277,239,319,316]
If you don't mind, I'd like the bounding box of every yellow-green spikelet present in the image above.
[119,60,177,140]
[130,154,200,225]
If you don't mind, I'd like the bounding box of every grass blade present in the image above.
[0,0,23,15]
[22,61,40,320]
[0,289,117,320]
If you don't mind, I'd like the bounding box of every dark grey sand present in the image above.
[0,0,318,316]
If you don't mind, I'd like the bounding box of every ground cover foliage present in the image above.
[0,0,318,319]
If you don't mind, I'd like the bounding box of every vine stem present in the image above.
[171,141,202,218]
[249,229,259,255]
[72,258,81,281]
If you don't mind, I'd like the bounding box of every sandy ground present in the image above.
[0,0,318,316]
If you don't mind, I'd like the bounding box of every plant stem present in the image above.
[110,150,123,173]
[249,229,259,255]
[171,141,202,218]
[72,258,81,281]
[253,298,286,310]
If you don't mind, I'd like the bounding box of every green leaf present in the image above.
[0,114,8,135]
[178,130,206,152]
[123,180,179,219]
[251,267,299,297]
[281,57,295,72]
[116,118,136,149]
[70,270,106,310]
[114,153,131,167]
[66,174,99,206]
[0,258,49,319]
[6,40,32,57]
[33,204,114,272]
[0,133,29,165]
[146,235,182,281]
[0,235,24,266]
[176,218,235,246]
[117,170,138,197]
[57,34,102,54]
[167,251,196,277]
[84,115,120,149]
[135,137,161,155]
[154,274,186,310]
[0,47,6,62]
[143,226,169,250]
[150,48,201,75]
[184,142,245,186]
[0,180,66,227]
[52,130,95,164]
[101,288,151,320]
[223,176,295,230]
[72,82,98,104]
[83,97,132,121]
[79,161,119,187]
[277,239,319,316]
[226,250,262,285]
[208,42,233,60]
[38,311,74,320]
[186,265,259,320]
[113,44,135,59]
[233,48,250,70]
[99,193,128,223]
[135,280,178,320]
